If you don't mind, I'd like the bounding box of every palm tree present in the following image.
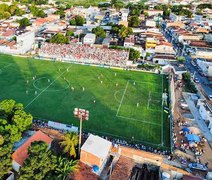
[60,132,78,158]
[56,157,78,180]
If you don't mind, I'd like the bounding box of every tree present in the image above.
[19,141,57,180]
[70,15,85,26]
[163,9,170,19]
[8,5,17,15]
[3,12,11,19]
[37,9,46,18]
[50,33,69,44]
[177,56,185,63]
[144,12,149,18]
[60,132,78,158]
[118,25,133,39]
[129,48,140,61]
[0,99,33,179]
[0,135,4,145]
[19,18,30,28]
[66,30,74,37]
[55,157,78,180]
[128,15,140,27]
[55,10,65,19]
[92,26,106,38]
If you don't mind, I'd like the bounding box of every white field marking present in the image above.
[147,91,151,109]
[25,66,71,108]
[116,81,129,116]
[161,75,164,146]
[117,115,161,126]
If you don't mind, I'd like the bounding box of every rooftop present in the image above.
[110,156,135,180]
[81,134,112,159]
[12,130,53,166]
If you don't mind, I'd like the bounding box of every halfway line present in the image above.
[116,80,129,116]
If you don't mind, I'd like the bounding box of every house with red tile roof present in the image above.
[12,130,53,172]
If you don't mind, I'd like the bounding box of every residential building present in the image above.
[124,35,135,48]
[196,60,212,77]
[80,134,112,175]
[145,37,158,49]
[155,41,175,55]
[153,54,176,65]
[12,131,53,172]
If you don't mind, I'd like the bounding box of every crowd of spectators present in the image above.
[33,119,170,156]
[38,43,129,67]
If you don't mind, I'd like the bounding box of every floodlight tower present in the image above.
[73,108,89,157]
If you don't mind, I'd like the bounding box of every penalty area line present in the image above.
[25,66,71,109]
[116,80,129,116]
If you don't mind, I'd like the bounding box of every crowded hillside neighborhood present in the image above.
[1,0,212,179]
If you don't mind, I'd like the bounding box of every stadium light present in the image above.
[73,108,89,157]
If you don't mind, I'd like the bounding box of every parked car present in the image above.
[208,95,212,101]
[194,78,200,83]
[188,163,207,171]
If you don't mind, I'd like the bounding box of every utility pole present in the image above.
[73,108,89,158]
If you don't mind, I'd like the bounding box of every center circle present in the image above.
[33,77,70,92]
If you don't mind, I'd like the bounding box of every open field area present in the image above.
[0,54,170,148]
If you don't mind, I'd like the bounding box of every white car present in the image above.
[208,95,212,101]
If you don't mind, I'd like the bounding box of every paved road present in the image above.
[161,25,212,97]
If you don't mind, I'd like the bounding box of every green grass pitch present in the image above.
[0,54,170,148]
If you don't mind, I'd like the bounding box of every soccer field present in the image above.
[0,54,170,148]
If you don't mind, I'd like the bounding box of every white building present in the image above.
[169,13,184,22]
[80,134,112,175]
[145,20,156,28]
[197,60,212,77]
[197,99,212,134]
[0,31,35,55]
[83,33,96,45]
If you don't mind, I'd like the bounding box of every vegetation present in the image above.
[0,99,33,178]
[197,3,212,10]
[128,15,140,27]
[70,15,85,26]
[0,3,24,20]
[19,141,57,180]
[92,26,106,38]
[19,141,78,180]
[182,72,197,93]
[29,5,46,18]
[118,25,133,39]
[60,132,78,158]
[55,9,65,19]
[177,56,185,63]
[66,30,74,37]
[129,48,140,61]
[50,33,70,44]
[111,0,124,9]
[18,18,30,28]
[171,5,193,18]
[16,0,48,5]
